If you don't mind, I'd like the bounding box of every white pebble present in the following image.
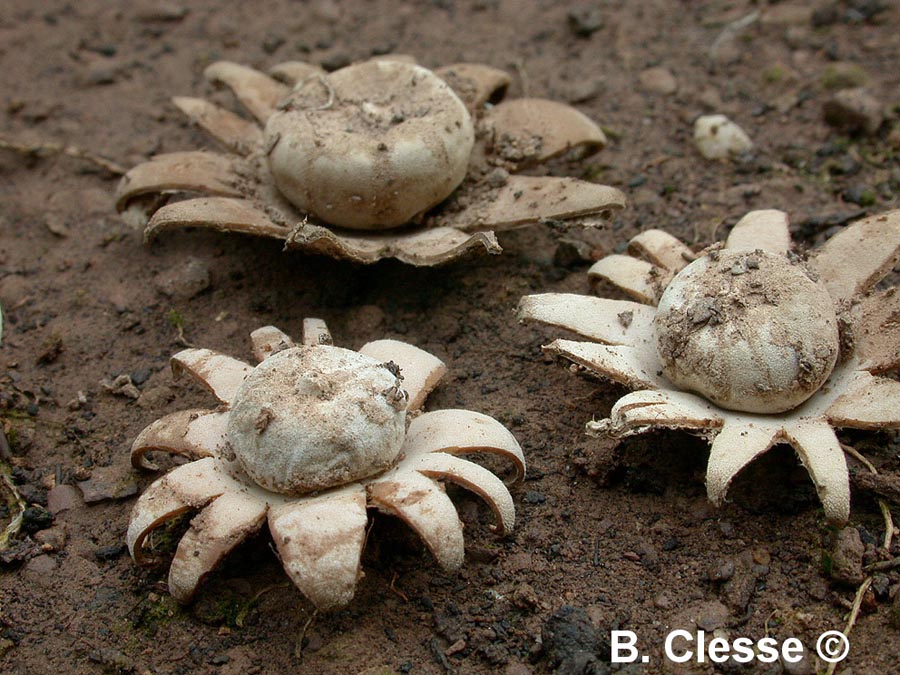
[693,114,754,160]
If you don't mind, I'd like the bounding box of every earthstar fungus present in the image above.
[115,57,625,265]
[519,209,900,522]
[127,320,524,610]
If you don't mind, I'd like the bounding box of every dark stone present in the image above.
[130,368,152,386]
[568,6,604,37]
[21,506,53,534]
[843,184,876,206]
[542,605,610,672]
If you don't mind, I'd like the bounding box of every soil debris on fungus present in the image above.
[127,319,524,610]
[520,209,900,523]
[114,57,625,265]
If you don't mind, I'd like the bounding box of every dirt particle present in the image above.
[829,526,865,584]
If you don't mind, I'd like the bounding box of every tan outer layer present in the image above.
[265,61,474,229]
[126,457,235,563]
[483,98,606,166]
[204,61,288,123]
[250,325,296,362]
[434,63,511,111]
[411,453,515,536]
[853,288,900,372]
[588,254,666,304]
[628,229,694,273]
[171,97,263,154]
[807,209,900,304]
[145,198,290,243]
[545,339,667,391]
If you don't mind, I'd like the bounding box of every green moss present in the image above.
[821,63,869,91]
[192,591,258,628]
[762,65,787,84]
[130,593,181,635]
[166,309,185,329]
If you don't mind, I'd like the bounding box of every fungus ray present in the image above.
[627,229,695,273]
[115,151,241,211]
[267,61,326,86]
[171,97,263,154]
[204,61,288,123]
[725,209,791,254]
[825,371,900,430]
[783,420,850,523]
[131,409,228,470]
[368,471,465,571]
[448,176,626,233]
[285,223,501,267]
[807,209,900,303]
[544,339,667,390]
[358,340,447,411]
[171,348,254,405]
[434,63,511,111]
[268,486,368,611]
[705,422,780,507]
[588,254,669,305]
[126,457,239,564]
[517,293,656,348]
[592,389,724,437]
[250,325,296,362]
[399,409,525,483]
[411,453,515,536]
[853,288,900,373]
[168,491,268,603]
[145,198,290,242]
[482,98,606,167]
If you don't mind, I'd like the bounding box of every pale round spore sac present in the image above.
[227,346,407,495]
[653,250,840,414]
[264,60,475,230]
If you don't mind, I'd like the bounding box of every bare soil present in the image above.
[1,1,899,674]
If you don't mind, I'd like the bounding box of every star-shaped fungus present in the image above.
[127,319,524,610]
[520,209,900,522]
[115,56,625,265]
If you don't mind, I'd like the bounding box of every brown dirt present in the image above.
[1,1,899,674]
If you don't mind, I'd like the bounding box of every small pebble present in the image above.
[638,67,677,95]
[154,257,211,300]
[523,491,546,504]
[47,484,83,514]
[135,2,188,22]
[823,88,883,135]
[77,464,139,503]
[567,6,604,37]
